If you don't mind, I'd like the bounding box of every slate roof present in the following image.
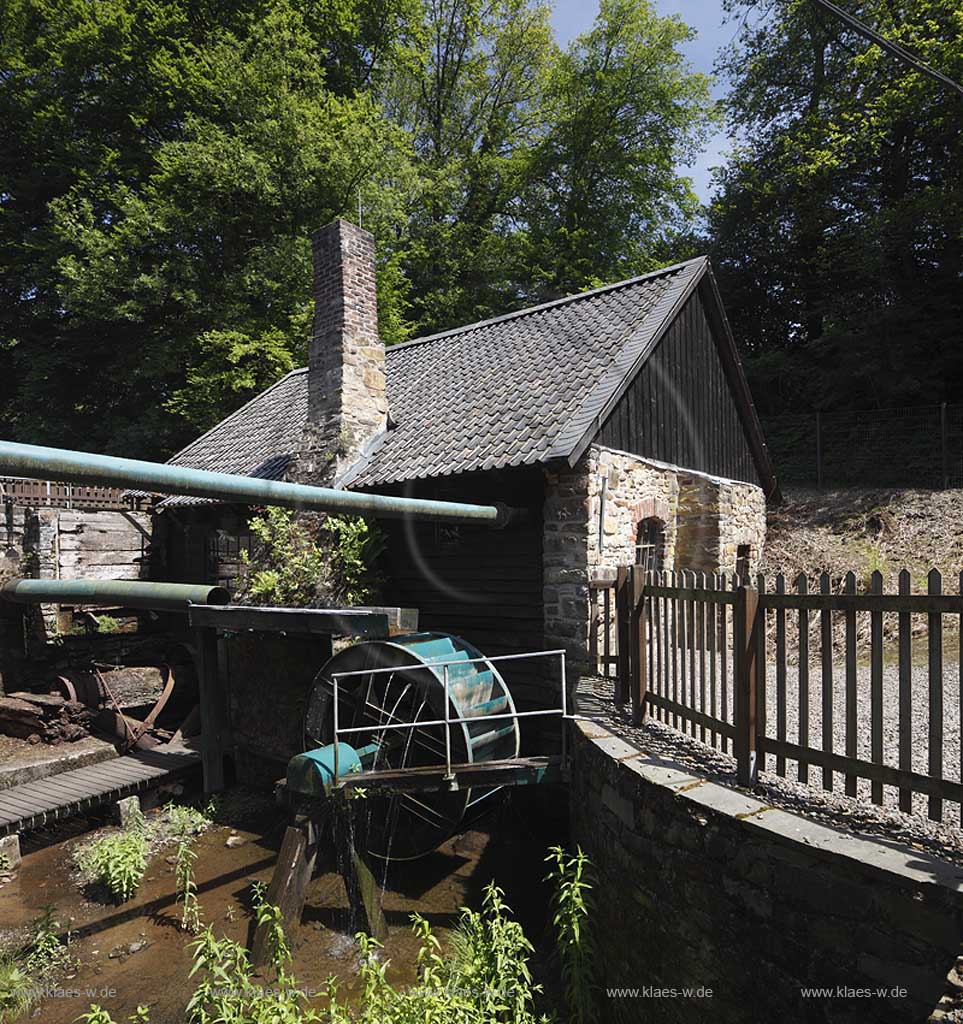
[162,256,756,498]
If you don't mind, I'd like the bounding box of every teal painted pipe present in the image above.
[0,579,229,612]
[0,441,505,525]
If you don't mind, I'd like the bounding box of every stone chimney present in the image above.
[290,219,388,485]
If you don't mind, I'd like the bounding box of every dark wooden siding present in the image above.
[598,286,761,485]
[378,466,544,662]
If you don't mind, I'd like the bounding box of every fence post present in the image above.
[615,566,630,706]
[630,567,647,726]
[734,583,759,787]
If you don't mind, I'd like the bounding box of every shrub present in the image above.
[0,907,75,1022]
[76,817,148,903]
[238,507,383,607]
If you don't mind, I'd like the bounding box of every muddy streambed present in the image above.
[0,792,561,1022]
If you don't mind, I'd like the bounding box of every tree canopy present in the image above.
[0,0,713,457]
[709,0,963,415]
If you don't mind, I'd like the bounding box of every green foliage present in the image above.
[80,848,601,1023]
[176,841,201,935]
[0,0,713,456]
[0,906,75,1022]
[709,0,963,414]
[0,960,30,1023]
[239,507,383,607]
[545,846,597,1023]
[93,615,122,634]
[76,816,148,903]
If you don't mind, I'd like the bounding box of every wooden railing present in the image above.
[612,567,963,822]
[0,476,144,510]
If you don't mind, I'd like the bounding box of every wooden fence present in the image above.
[596,567,963,823]
[0,476,143,510]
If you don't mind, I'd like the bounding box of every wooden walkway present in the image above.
[0,745,201,836]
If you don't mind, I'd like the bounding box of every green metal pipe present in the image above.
[0,441,505,525]
[0,579,229,612]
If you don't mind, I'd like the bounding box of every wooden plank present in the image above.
[195,626,225,794]
[641,584,735,605]
[820,572,833,792]
[870,570,884,804]
[670,573,679,730]
[756,573,767,773]
[929,568,943,821]
[760,593,963,614]
[708,574,718,746]
[188,604,390,639]
[644,693,736,738]
[251,820,319,966]
[844,571,858,797]
[734,582,758,786]
[589,587,599,673]
[698,573,707,743]
[720,575,729,753]
[775,573,787,776]
[630,566,645,726]
[758,736,963,805]
[603,586,612,678]
[960,571,963,827]
[615,567,630,706]
[898,569,912,813]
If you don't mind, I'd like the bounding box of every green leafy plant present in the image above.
[176,841,201,935]
[238,508,383,608]
[83,847,597,1023]
[545,845,597,1023]
[76,818,148,903]
[0,907,75,1022]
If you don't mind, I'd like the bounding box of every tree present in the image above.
[709,0,963,414]
[525,0,716,299]
[390,0,716,332]
[0,0,416,455]
[1,0,717,455]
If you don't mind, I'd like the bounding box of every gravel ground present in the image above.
[577,674,963,867]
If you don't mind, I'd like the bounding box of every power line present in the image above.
[810,0,963,98]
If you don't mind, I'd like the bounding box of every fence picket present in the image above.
[721,576,729,752]
[820,572,834,792]
[775,573,786,777]
[898,569,912,813]
[844,571,858,798]
[756,572,767,774]
[870,570,884,804]
[698,572,707,743]
[929,569,943,821]
[797,574,809,785]
[708,574,718,747]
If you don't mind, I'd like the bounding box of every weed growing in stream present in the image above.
[176,841,201,934]
[76,846,598,1023]
[0,907,75,1022]
[76,812,148,903]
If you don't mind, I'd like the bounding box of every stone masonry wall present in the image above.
[718,479,767,575]
[543,444,682,680]
[543,443,767,678]
[571,716,962,1024]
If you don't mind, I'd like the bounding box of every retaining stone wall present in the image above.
[571,715,962,1023]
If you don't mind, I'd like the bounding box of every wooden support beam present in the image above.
[251,819,319,967]
[193,626,225,794]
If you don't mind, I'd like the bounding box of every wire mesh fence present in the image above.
[761,403,963,489]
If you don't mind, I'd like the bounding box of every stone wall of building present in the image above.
[542,444,767,678]
[571,714,962,1024]
[718,479,767,575]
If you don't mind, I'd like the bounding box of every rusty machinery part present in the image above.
[302,632,520,861]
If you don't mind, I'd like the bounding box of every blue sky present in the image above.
[550,0,732,202]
